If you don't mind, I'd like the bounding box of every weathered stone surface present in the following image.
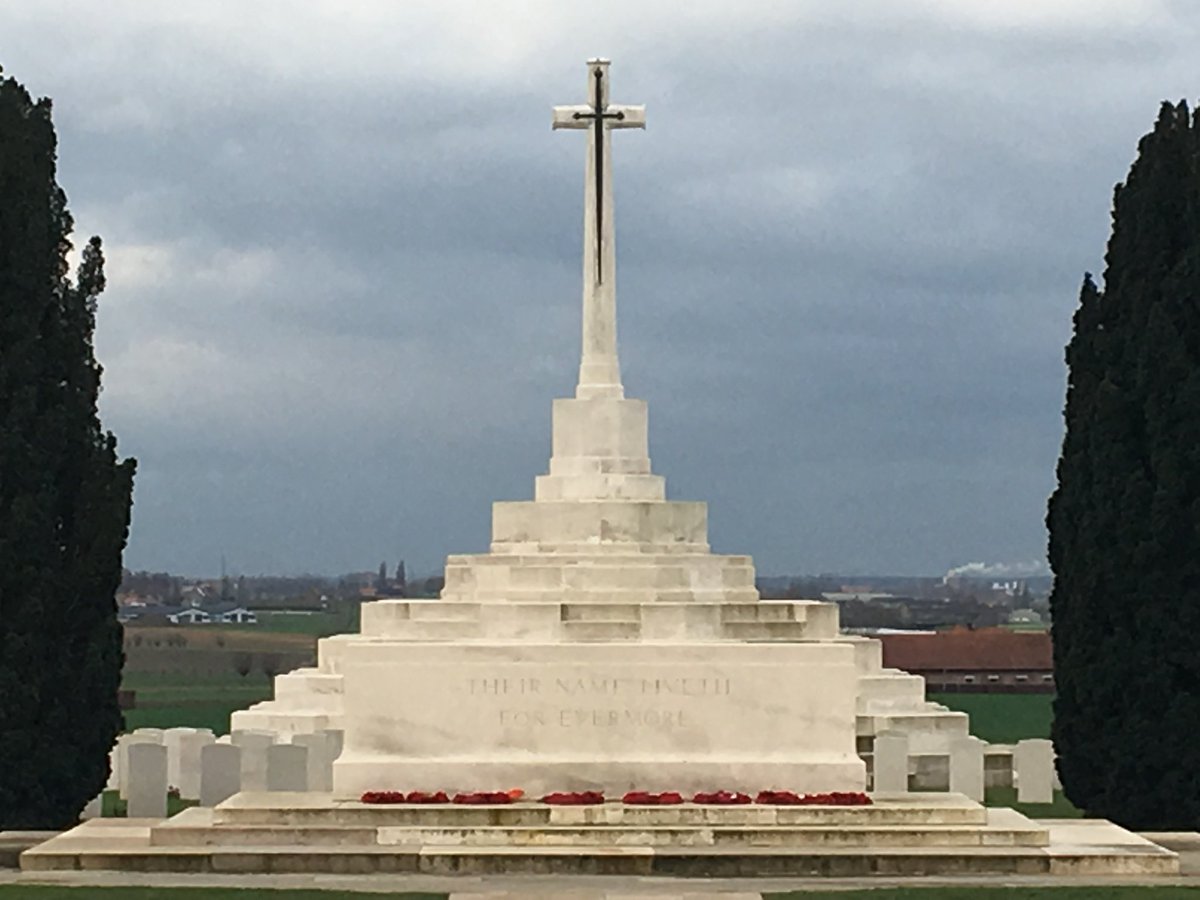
[267,744,309,792]
[200,743,241,808]
[949,737,986,803]
[116,730,164,799]
[16,798,1181,877]
[334,641,864,798]
[873,732,909,793]
[231,731,274,793]
[165,728,215,800]
[290,732,335,791]
[126,743,168,819]
[1014,739,1055,804]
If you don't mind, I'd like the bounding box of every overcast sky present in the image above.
[3,1,1196,578]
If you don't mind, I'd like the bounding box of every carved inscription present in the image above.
[466,674,732,730]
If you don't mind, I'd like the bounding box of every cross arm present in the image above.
[552,105,592,129]
[607,105,646,129]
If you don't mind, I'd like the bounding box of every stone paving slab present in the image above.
[0,832,58,868]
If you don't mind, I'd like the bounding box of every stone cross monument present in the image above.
[552,58,645,400]
[232,59,971,798]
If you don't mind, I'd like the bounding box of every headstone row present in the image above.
[108,727,343,817]
[872,733,1056,804]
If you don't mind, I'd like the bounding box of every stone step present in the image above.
[561,621,641,640]
[721,621,812,641]
[405,601,481,621]
[365,620,486,640]
[376,820,1048,850]
[447,553,756,568]
[228,708,338,734]
[21,823,1180,877]
[860,711,972,749]
[446,561,757,582]
[155,804,1044,852]
[212,794,991,829]
[0,831,58,868]
[720,604,800,623]
[152,810,377,847]
[488,541,714,557]
[462,589,760,605]
[560,603,643,622]
[857,673,928,712]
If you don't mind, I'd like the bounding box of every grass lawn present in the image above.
[929,692,1054,744]
[983,785,1082,818]
[0,890,445,900]
[99,790,195,818]
[765,891,1200,899]
[254,608,360,636]
[121,672,274,735]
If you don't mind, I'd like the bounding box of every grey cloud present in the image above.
[4,1,1196,575]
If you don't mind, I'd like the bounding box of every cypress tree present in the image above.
[0,68,136,828]
[1047,100,1200,829]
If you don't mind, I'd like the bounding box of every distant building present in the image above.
[1008,608,1044,625]
[118,602,257,626]
[206,602,257,624]
[879,627,1053,693]
[170,607,210,624]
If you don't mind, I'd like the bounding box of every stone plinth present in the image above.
[332,642,864,798]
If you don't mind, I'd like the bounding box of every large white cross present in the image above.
[553,58,645,400]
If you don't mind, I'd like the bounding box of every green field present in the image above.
[121,671,273,734]
[253,608,359,636]
[984,785,1081,818]
[929,692,1054,744]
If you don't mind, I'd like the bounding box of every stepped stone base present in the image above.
[19,793,1180,877]
[231,611,971,756]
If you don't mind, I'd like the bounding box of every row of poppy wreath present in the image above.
[359,789,872,806]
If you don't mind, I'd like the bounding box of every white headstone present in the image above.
[231,730,275,791]
[126,742,168,818]
[323,729,344,761]
[80,793,103,820]
[873,731,909,793]
[949,736,986,802]
[105,745,119,791]
[116,730,164,799]
[1014,738,1055,803]
[291,732,333,791]
[200,743,242,808]
[173,730,215,800]
[267,744,308,792]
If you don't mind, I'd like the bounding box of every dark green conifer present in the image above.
[1048,100,1200,829]
[0,69,136,828]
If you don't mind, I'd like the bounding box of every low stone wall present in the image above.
[862,738,1059,796]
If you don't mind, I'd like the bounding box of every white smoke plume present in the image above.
[944,560,1050,580]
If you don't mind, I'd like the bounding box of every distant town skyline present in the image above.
[3,1,1195,577]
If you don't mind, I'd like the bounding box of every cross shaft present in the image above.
[552,59,645,400]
